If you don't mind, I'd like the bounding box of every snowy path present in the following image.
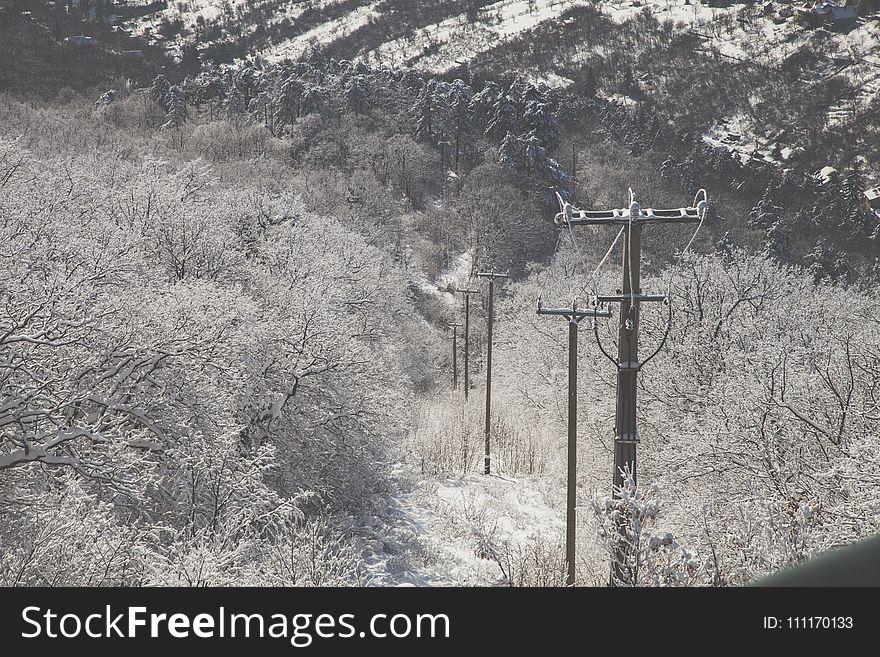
[362,460,573,586]
[360,463,453,587]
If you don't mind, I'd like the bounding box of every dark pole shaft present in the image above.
[567,318,578,586]
[452,327,458,390]
[612,222,641,585]
[484,279,494,475]
[464,295,470,401]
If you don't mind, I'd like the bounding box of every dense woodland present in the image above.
[1,1,879,586]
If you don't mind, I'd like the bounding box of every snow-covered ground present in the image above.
[126,0,372,61]
[360,0,578,74]
[702,112,787,167]
[121,0,880,138]
[362,461,574,586]
[412,250,474,310]
[262,1,383,63]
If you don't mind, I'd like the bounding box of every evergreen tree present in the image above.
[232,66,260,110]
[344,75,371,116]
[659,156,678,183]
[412,88,435,144]
[717,230,737,261]
[841,165,872,238]
[301,86,328,118]
[163,86,188,129]
[273,76,304,129]
[485,94,518,142]
[446,80,475,173]
[149,74,173,112]
[499,131,524,170]
[749,183,782,229]
[765,221,791,263]
[522,101,560,152]
[468,81,500,132]
[807,238,836,284]
[810,169,844,230]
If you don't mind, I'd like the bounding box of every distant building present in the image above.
[865,187,880,210]
[817,1,859,24]
[797,1,860,26]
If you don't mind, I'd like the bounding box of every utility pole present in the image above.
[555,193,707,585]
[536,298,612,586]
[476,271,509,475]
[456,288,479,401]
[449,322,462,390]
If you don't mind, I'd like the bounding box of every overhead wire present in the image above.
[665,188,709,299]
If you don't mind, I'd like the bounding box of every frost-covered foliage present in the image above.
[177,60,569,195]
[592,469,704,587]
[497,245,880,585]
[3,33,880,586]
[408,395,548,477]
[0,132,423,585]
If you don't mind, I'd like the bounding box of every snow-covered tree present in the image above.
[749,182,782,229]
[344,75,371,116]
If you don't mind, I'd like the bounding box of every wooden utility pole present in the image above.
[536,299,612,586]
[556,195,707,585]
[476,271,509,475]
[449,322,462,390]
[456,288,479,401]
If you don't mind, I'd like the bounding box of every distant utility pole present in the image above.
[555,193,707,585]
[476,271,509,475]
[536,298,612,587]
[449,322,462,390]
[456,288,479,401]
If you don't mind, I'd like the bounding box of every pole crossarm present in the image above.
[536,298,612,323]
[555,200,708,227]
[476,271,510,280]
[597,293,668,304]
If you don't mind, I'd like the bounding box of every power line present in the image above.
[476,271,509,476]
[456,288,480,401]
[536,298,612,586]
[555,191,709,586]
[448,322,463,390]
